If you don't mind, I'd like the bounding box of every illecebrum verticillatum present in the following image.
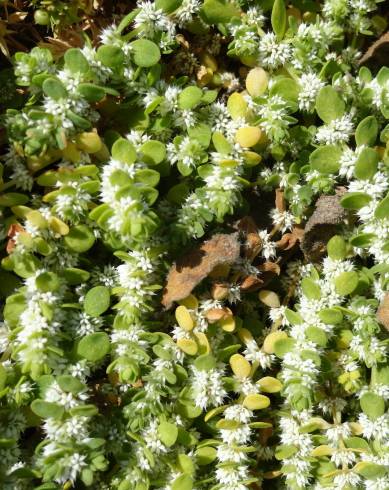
[0,0,388,488]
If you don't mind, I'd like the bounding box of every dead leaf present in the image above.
[276,226,304,251]
[162,233,241,309]
[244,232,262,260]
[301,188,349,262]
[211,282,230,300]
[258,262,281,275]
[359,32,389,69]
[6,223,24,253]
[234,216,258,234]
[377,293,389,332]
[204,307,232,323]
[275,188,285,213]
[8,12,28,23]
[240,275,263,291]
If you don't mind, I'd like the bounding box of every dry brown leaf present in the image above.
[359,32,389,68]
[234,216,258,234]
[8,12,28,23]
[205,307,232,323]
[377,293,389,332]
[275,188,285,213]
[240,275,263,291]
[244,232,262,260]
[162,233,241,309]
[211,282,230,300]
[6,223,25,253]
[301,188,348,262]
[258,261,281,275]
[276,226,304,251]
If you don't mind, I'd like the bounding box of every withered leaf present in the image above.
[377,293,389,332]
[276,226,304,251]
[258,261,281,275]
[275,188,285,213]
[234,216,258,234]
[162,233,240,309]
[301,188,349,262]
[6,223,25,254]
[240,275,263,291]
[205,307,232,323]
[244,232,262,260]
[358,32,389,69]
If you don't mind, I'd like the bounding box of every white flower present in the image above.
[191,366,227,409]
[258,230,276,259]
[316,115,353,145]
[298,73,325,112]
[258,32,292,69]
[358,413,389,441]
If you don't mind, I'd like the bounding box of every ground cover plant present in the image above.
[0,0,388,488]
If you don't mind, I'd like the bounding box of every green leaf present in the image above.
[36,272,60,292]
[374,193,389,220]
[130,39,161,67]
[355,116,378,147]
[272,0,287,42]
[360,392,385,420]
[179,86,203,110]
[188,123,212,148]
[177,454,195,475]
[344,437,371,451]
[84,286,110,317]
[201,0,240,24]
[195,446,217,465]
[111,138,137,164]
[269,78,299,109]
[141,140,166,165]
[96,45,124,68]
[14,254,40,279]
[62,268,90,285]
[274,338,295,358]
[327,235,347,260]
[306,326,327,347]
[64,225,95,253]
[42,77,67,100]
[64,48,89,74]
[69,404,99,417]
[77,332,110,361]
[350,233,376,248]
[81,468,94,486]
[315,86,345,123]
[212,131,232,154]
[172,474,193,490]
[284,308,303,325]
[194,354,216,371]
[136,169,160,187]
[354,462,386,479]
[334,271,359,296]
[0,364,7,391]
[309,145,342,174]
[354,147,379,181]
[31,400,64,419]
[301,277,321,300]
[158,421,178,447]
[275,444,298,460]
[78,83,106,103]
[57,375,84,394]
[340,192,372,210]
[155,0,183,12]
[227,92,248,120]
[0,193,29,206]
[318,308,343,325]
